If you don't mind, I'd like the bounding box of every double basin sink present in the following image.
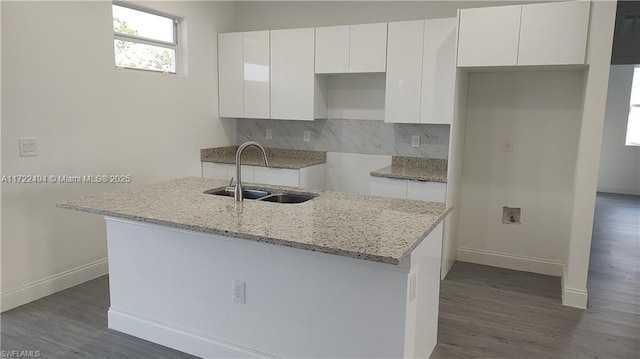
[204,187,317,204]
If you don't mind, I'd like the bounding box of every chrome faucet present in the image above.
[234,141,269,201]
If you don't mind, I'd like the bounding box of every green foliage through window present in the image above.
[112,4,177,73]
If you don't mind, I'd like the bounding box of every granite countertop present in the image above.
[371,157,448,183]
[201,146,326,169]
[57,177,452,266]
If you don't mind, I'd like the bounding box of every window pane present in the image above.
[624,15,635,32]
[113,5,174,43]
[631,67,640,105]
[626,107,640,146]
[114,40,176,73]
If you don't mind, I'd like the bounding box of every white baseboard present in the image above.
[561,268,588,309]
[1,258,108,312]
[457,247,563,277]
[597,186,640,196]
[562,286,588,309]
[108,309,277,359]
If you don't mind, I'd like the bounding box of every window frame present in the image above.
[625,66,640,146]
[112,1,180,74]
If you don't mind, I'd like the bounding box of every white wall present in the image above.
[1,1,237,311]
[232,1,525,31]
[325,152,390,194]
[564,1,617,309]
[457,70,585,276]
[325,73,386,120]
[598,65,640,195]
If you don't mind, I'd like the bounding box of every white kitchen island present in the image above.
[58,177,451,358]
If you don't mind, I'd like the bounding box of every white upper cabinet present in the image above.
[457,5,521,67]
[421,18,457,125]
[386,19,457,124]
[315,23,387,74]
[271,28,317,121]
[218,31,270,119]
[243,31,270,118]
[315,26,350,73]
[385,20,425,124]
[218,32,244,118]
[349,23,387,73]
[518,1,590,66]
[457,1,591,67]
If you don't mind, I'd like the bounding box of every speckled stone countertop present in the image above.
[201,146,326,169]
[371,157,448,183]
[57,177,452,265]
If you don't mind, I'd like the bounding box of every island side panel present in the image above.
[105,218,410,358]
[404,221,444,358]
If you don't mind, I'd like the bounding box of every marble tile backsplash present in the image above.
[236,118,450,159]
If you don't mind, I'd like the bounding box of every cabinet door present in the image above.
[315,26,349,74]
[518,1,590,66]
[218,32,244,117]
[421,18,457,125]
[370,177,408,199]
[349,23,387,73]
[254,166,300,187]
[385,20,425,124]
[243,31,270,118]
[457,5,521,67]
[271,28,316,121]
[406,181,446,203]
[202,162,228,180]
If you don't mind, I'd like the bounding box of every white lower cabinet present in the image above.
[370,177,407,199]
[407,181,446,203]
[202,162,326,190]
[370,176,446,203]
[253,166,299,187]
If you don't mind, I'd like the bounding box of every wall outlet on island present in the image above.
[232,280,245,304]
[266,128,273,140]
[303,130,311,142]
[411,135,421,148]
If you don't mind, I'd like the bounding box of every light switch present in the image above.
[266,128,273,140]
[19,138,38,157]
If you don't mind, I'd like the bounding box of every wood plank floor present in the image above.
[2,193,638,358]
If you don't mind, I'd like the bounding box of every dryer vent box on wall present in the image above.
[502,207,521,224]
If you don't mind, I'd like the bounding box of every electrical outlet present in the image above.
[303,130,311,142]
[232,280,245,304]
[19,138,38,157]
[411,135,420,148]
[266,128,273,140]
[503,138,514,152]
[502,207,521,224]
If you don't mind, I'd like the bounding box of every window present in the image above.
[626,66,640,146]
[622,12,640,33]
[112,3,178,73]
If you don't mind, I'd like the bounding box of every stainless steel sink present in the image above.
[204,188,271,200]
[204,187,316,204]
[258,193,316,204]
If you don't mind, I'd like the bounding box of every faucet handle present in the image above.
[224,177,235,194]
